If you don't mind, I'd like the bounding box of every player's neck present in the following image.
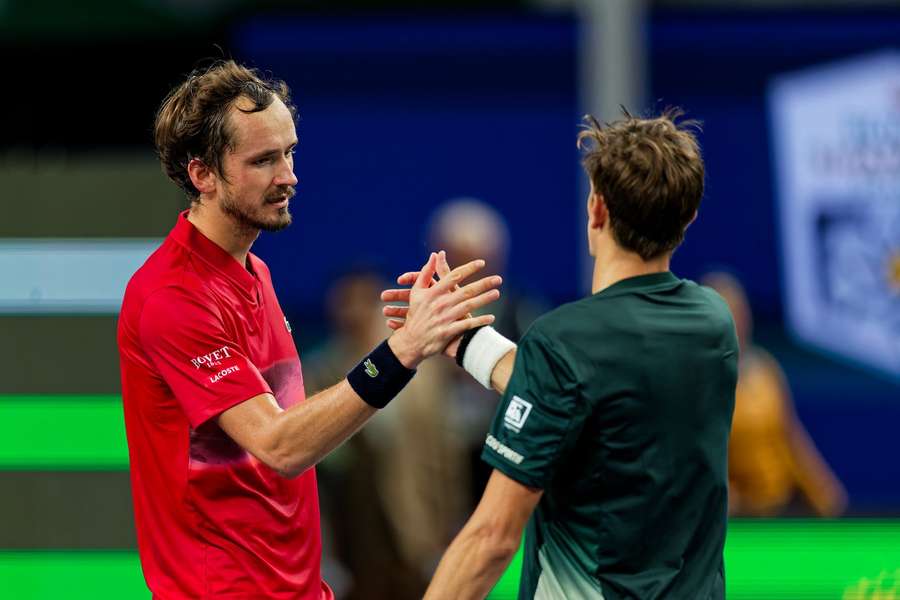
[187,202,259,269]
[591,243,670,294]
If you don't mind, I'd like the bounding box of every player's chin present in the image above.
[258,206,292,232]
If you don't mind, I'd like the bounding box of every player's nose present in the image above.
[275,165,298,187]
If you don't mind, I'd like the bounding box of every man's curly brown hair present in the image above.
[154,60,296,200]
[578,108,704,260]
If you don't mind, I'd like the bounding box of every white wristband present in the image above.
[461,326,516,389]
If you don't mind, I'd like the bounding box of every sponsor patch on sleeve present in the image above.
[503,395,533,433]
[485,433,524,465]
[190,345,233,369]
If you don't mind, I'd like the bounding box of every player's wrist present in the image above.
[455,326,516,389]
[347,339,416,409]
[387,331,422,369]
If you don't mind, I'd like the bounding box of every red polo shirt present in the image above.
[118,212,333,600]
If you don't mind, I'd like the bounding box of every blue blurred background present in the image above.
[240,7,900,512]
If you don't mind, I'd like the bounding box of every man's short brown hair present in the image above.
[154,59,296,200]
[578,108,704,260]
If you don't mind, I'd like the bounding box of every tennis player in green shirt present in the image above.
[384,109,738,600]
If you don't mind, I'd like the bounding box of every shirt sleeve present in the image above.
[139,286,272,428]
[481,327,585,489]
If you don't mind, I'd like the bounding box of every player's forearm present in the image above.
[424,519,518,600]
[264,380,376,477]
[225,340,412,478]
[490,349,516,395]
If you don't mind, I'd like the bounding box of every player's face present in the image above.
[218,96,298,232]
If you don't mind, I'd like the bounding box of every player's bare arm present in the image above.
[424,469,542,600]
[487,350,515,395]
[219,253,502,477]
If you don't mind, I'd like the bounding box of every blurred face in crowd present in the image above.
[429,200,509,276]
[328,273,385,343]
[216,96,298,232]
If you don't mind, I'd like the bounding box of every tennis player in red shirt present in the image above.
[117,60,501,599]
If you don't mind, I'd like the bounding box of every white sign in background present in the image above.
[0,240,160,314]
[769,52,900,380]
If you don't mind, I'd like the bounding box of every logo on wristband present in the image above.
[364,359,379,378]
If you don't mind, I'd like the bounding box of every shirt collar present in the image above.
[169,210,258,294]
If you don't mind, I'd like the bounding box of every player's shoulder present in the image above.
[688,280,739,354]
[123,239,217,315]
[691,279,737,324]
[520,296,596,350]
[127,235,189,285]
[530,296,578,326]
[530,293,614,332]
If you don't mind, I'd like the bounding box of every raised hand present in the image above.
[382,251,484,360]
[385,252,502,368]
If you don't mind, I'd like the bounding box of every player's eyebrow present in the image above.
[247,149,279,161]
[247,140,297,162]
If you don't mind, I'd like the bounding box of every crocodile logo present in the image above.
[364,359,379,378]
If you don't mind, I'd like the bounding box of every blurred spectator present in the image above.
[427,198,546,499]
[307,200,545,598]
[428,198,543,342]
[703,272,847,517]
[304,267,468,600]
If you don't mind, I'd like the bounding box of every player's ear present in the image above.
[685,210,698,229]
[188,158,218,196]
[587,191,608,231]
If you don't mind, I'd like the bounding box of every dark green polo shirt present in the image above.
[482,272,738,600]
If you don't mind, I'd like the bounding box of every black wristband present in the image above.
[455,325,487,367]
[347,340,416,409]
